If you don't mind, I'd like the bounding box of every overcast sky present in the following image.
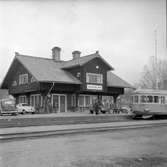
[0,0,166,85]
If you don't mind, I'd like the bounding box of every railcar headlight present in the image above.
[144,108,150,112]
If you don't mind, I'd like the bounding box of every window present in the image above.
[71,95,76,107]
[160,96,165,104]
[85,96,91,106]
[86,73,103,84]
[12,80,17,86]
[134,96,139,103]
[52,95,59,109]
[78,96,84,107]
[154,96,159,103]
[147,96,153,103]
[19,74,28,85]
[30,94,43,107]
[141,96,147,103]
[78,95,92,107]
[19,95,27,103]
[31,76,36,83]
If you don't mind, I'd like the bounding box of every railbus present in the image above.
[131,89,167,119]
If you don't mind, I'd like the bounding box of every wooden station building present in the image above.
[1,47,132,113]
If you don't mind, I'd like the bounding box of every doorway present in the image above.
[52,94,66,113]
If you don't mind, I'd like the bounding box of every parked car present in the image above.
[120,106,132,114]
[16,103,35,114]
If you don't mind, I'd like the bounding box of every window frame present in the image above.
[86,73,103,84]
[19,95,27,104]
[19,74,28,85]
[30,94,43,107]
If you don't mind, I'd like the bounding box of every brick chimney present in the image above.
[52,47,61,61]
[72,50,81,60]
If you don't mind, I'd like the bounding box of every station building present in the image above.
[1,47,132,113]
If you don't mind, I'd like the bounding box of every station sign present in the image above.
[87,84,103,90]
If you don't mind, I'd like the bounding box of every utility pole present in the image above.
[154,29,158,89]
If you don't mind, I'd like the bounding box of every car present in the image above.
[16,103,35,114]
[120,106,132,114]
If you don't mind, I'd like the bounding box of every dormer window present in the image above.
[86,73,103,84]
[19,74,28,85]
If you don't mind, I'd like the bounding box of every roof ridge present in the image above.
[16,53,98,63]
[66,53,98,62]
[16,54,53,61]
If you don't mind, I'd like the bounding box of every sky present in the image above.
[0,0,166,85]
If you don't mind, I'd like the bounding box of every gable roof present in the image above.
[16,55,81,84]
[107,72,133,88]
[2,52,132,89]
[15,52,113,84]
[61,53,114,70]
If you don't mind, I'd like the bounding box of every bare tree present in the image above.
[139,56,167,89]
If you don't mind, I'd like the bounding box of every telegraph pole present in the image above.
[154,29,158,89]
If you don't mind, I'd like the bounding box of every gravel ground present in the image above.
[0,125,167,167]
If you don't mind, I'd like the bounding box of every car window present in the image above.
[22,104,29,106]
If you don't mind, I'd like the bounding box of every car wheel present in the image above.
[22,110,26,114]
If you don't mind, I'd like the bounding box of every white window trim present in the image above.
[52,94,67,113]
[86,73,103,84]
[71,94,76,107]
[30,94,43,107]
[78,95,93,107]
[19,74,28,85]
[19,95,27,104]
[78,95,85,107]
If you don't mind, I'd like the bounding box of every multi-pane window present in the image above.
[78,95,92,107]
[85,96,91,106]
[52,95,59,109]
[86,73,103,84]
[19,95,27,103]
[71,95,76,107]
[30,94,43,107]
[78,96,84,107]
[19,74,28,85]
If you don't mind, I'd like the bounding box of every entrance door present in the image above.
[60,95,66,112]
[52,95,59,113]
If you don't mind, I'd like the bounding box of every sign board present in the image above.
[87,84,103,90]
